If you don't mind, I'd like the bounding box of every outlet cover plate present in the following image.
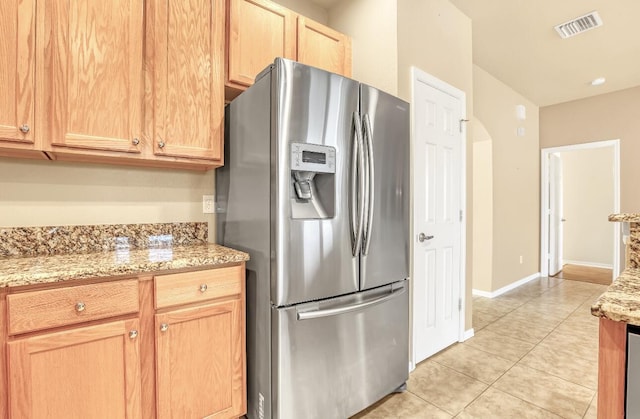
[203,195,215,214]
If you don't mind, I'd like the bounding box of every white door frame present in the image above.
[410,66,467,370]
[540,139,621,279]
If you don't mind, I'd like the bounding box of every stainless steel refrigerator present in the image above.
[216,58,409,419]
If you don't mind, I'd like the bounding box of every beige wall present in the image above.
[540,86,640,212]
[397,0,472,106]
[472,121,493,292]
[0,158,215,238]
[397,0,474,329]
[560,148,615,267]
[327,0,397,95]
[473,65,540,291]
[274,0,328,23]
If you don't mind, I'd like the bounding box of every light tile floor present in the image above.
[352,276,607,419]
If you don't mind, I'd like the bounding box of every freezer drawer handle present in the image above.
[297,286,406,321]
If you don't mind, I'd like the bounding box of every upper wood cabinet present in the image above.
[226,0,296,88]
[297,16,351,77]
[0,0,38,153]
[36,0,144,155]
[225,0,352,99]
[148,0,225,162]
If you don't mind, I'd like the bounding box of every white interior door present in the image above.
[412,71,464,363]
[549,153,563,276]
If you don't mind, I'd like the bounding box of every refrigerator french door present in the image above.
[217,58,410,419]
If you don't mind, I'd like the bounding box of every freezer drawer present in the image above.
[272,281,409,419]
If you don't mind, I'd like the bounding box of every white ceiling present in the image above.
[311,0,640,106]
[447,0,640,106]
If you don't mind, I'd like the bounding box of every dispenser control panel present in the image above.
[290,143,336,173]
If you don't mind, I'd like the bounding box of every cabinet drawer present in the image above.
[7,279,139,335]
[155,265,243,309]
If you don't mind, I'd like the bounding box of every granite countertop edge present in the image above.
[591,268,640,326]
[608,213,640,222]
[0,244,250,289]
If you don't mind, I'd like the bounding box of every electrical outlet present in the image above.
[202,195,215,214]
[519,255,523,264]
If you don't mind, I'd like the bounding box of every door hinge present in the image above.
[459,210,463,222]
[459,119,469,133]
[458,298,462,311]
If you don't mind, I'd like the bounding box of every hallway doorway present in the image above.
[540,140,620,280]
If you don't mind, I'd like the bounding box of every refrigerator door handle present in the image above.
[296,286,406,320]
[362,113,375,255]
[351,112,366,257]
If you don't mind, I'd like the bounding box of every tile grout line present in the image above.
[401,278,602,418]
[464,277,598,417]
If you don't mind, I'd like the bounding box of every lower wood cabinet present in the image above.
[156,300,245,418]
[1,263,246,419]
[7,319,142,419]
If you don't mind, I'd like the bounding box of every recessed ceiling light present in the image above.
[591,77,606,86]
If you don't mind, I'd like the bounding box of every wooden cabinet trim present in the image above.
[0,294,8,419]
[138,279,157,419]
[598,317,626,419]
[7,279,139,335]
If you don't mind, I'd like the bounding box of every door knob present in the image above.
[418,233,434,242]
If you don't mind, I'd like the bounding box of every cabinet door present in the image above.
[35,0,144,154]
[7,319,142,419]
[156,299,245,418]
[297,17,352,77]
[0,0,36,148]
[227,0,296,87]
[151,0,224,161]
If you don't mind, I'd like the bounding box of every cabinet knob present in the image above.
[75,302,86,312]
[129,330,138,339]
[199,284,208,293]
[19,124,30,134]
[132,138,140,146]
[158,140,165,149]
[160,323,169,332]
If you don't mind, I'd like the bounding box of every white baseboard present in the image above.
[563,260,613,269]
[461,328,475,341]
[472,272,541,299]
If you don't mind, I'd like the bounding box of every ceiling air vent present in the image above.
[554,11,603,39]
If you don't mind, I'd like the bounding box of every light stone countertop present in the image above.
[0,244,249,288]
[591,268,640,325]
[608,213,640,222]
